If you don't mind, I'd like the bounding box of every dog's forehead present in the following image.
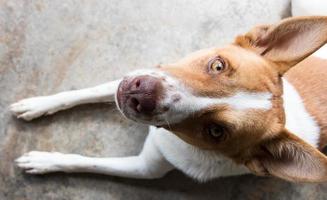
[169,45,274,88]
[176,47,219,63]
[164,45,273,96]
[175,45,264,65]
[174,47,228,68]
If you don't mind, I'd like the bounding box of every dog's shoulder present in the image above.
[148,126,249,181]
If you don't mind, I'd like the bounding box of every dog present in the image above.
[11,16,327,183]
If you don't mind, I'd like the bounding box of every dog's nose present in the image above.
[117,75,163,115]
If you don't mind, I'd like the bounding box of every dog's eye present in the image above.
[208,57,226,73]
[206,124,225,139]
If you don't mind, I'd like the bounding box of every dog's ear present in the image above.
[245,129,327,182]
[235,16,327,75]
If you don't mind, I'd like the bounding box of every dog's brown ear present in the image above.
[235,16,327,75]
[245,129,327,182]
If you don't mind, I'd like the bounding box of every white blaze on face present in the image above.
[161,85,272,123]
[156,72,273,124]
[191,92,272,110]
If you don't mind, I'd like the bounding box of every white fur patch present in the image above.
[189,92,272,110]
[283,78,320,147]
[11,80,121,121]
[151,127,249,181]
[161,77,272,123]
[162,90,272,123]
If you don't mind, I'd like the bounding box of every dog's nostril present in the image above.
[136,104,142,113]
[131,97,139,106]
[135,79,141,88]
[130,97,140,112]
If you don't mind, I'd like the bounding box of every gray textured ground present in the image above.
[1,0,327,199]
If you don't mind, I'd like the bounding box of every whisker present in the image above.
[164,117,172,131]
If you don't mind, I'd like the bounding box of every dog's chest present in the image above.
[284,52,327,148]
[149,127,249,181]
[283,78,320,147]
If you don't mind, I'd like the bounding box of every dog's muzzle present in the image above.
[117,75,164,119]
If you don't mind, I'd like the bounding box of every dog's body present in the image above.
[12,17,327,182]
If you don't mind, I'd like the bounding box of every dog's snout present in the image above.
[117,75,163,115]
[128,76,160,113]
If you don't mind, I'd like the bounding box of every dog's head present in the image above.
[116,16,327,182]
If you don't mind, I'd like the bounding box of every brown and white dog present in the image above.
[12,16,327,182]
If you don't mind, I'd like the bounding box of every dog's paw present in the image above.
[15,151,78,174]
[10,96,61,121]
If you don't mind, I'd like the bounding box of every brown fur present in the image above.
[161,45,284,154]
[158,16,327,182]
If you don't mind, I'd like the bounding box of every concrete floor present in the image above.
[1,0,327,199]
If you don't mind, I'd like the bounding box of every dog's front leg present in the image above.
[15,134,174,179]
[10,79,121,121]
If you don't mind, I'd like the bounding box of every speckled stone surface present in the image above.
[1,0,327,199]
